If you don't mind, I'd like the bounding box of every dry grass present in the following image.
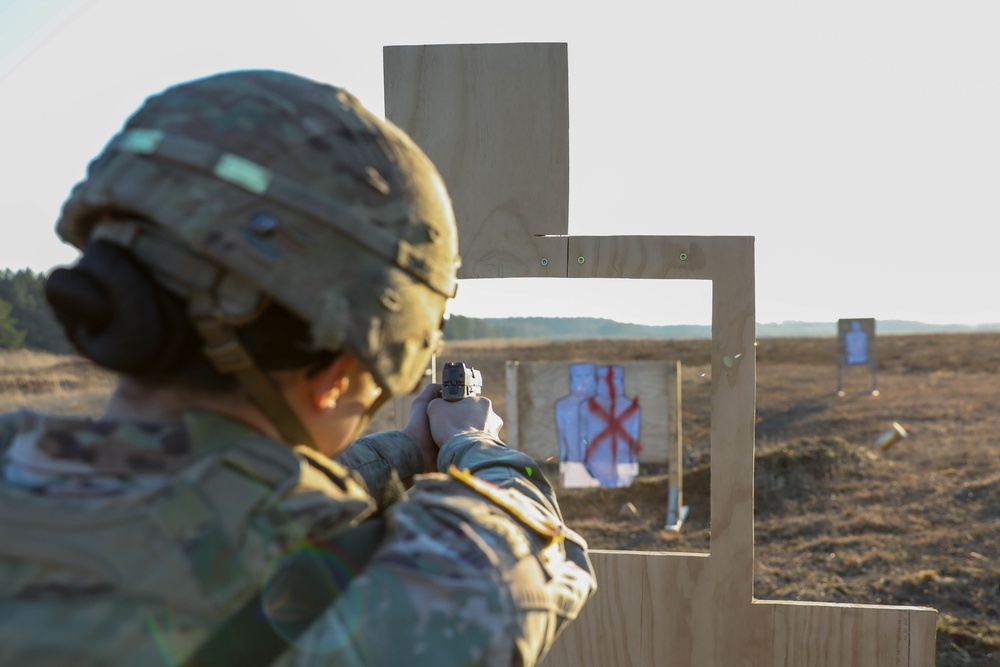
[3,333,999,665]
[0,350,115,416]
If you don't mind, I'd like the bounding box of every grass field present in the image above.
[2,332,998,665]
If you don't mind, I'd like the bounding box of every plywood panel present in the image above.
[701,236,771,665]
[508,360,678,464]
[547,551,647,667]
[706,236,756,596]
[766,601,937,667]
[907,606,939,666]
[568,235,717,280]
[641,552,709,666]
[384,43,570,279]
[384,43,937,664]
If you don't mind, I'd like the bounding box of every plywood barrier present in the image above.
[384,42,570,280]
[384,42,937,666]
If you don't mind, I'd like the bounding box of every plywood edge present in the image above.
[907,606,939,667]
[759,600,936,612]
[665,360,684,531]
[589,549,709,559]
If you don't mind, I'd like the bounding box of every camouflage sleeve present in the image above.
[334,431,423,498]
[438,431,597,641]
[438,431,565,518]
[287,431,597,667]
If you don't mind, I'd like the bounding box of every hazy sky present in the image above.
[2,0,997,326]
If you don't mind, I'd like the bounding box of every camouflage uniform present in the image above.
[0,409,595,666]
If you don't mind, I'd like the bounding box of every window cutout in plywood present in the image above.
[442,278,712,554]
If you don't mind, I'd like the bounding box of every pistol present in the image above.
[440,362,483,402]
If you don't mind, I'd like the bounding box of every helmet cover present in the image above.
[57,70,459,396]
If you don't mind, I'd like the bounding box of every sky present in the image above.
[1,0,998,327]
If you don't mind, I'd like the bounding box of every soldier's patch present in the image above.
[447,466,563,545]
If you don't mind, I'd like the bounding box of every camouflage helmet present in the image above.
[56,70,459,401]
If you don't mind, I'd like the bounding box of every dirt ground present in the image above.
[2,333,998,665]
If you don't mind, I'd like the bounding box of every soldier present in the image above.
[0,70,595,666]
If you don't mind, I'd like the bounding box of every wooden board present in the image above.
[384,44,937,667]
[505,360,680,464]
[384,43,570,279]
[765,601,938,667]
[568,235,716,280]
[550,551,650,666]
[544,235,936,666]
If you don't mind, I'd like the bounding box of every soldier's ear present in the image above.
[308,355,352,411]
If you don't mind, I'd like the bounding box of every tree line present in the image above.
[442,315,713,340]
[0,269,71,353]
[0,270,647,354]
[441,315,1000,340]
[3,268,995,353]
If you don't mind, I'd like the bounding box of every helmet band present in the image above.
[109,128,459,298]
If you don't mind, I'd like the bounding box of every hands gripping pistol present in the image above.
[440,362,483,402]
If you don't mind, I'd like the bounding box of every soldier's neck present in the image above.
[102,376,282,441]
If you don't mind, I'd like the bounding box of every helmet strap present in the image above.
[345,390,391,444]
[188,293,319,450]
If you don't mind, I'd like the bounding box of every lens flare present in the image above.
[143,612,183,665]
[260,544,363,654]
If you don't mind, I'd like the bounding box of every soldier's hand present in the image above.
[426,395,503,446]
[401,382,441,473]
